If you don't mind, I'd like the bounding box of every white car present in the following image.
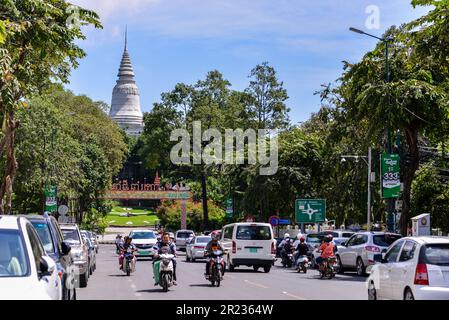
[186,236,211,262]
[129,229,158,258]
[367,236,449,300]
[221,222,276,273]
[0,216,62,300]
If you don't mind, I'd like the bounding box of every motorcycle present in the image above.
[206,250,225,287]
[318,256,337,279]
[153,249,175,292]
[295,255,309,273]
[121,248,136,276]
[281,246,294,268]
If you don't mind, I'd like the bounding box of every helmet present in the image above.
[300,236,305,242]
[211,231,220,240]
[325,234,333,242]
[284,233,290,239]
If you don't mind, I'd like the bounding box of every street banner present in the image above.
[295,199,326,223]
[45,186,57,213]
[381,153,400,198]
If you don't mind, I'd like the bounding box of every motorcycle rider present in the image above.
[315,234,336,269]
[294,236,309,269]
[204,231,225,278]
[153,232,177,285]
[119,236,136,270]
[115,234,124,253]
[278,233,293,266]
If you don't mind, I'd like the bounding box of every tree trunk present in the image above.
[0,110,19,215]
[201,168,209,229]
[399,126,420,235]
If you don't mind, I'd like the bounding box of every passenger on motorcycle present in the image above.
[153,233,177,285]
[119,236,136,270]
[204,232,225,278]
[278,233,294,262]
[115,234,124,253]
[294,236,309,267]
[315,235,336,266]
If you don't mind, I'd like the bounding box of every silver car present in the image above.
[60,224,90,287]
[175,229,195,251]
[337,231,402,276]
[186,236,211,262]
[81,232,97,275]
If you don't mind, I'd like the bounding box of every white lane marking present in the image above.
[244,280,269,289]
[282,291,306,300]
[131,284,137,289]
[135,293,142,297]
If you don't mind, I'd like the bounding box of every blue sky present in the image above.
[68,0,430,125]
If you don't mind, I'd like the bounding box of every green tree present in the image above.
[0,0,101,214]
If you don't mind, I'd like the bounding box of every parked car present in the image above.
[129,229,158,258]
[88,231,99,253]
[367,236,449,300]
[175,229,195,251]
[81,232,97,275]
[221,222,276,273]
[26,214,76,300]
[60,223,90,287]
[186,235,212,262]
[0,216,61,300]
[337,231,402,276]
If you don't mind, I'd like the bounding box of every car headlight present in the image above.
[72,250,85,260]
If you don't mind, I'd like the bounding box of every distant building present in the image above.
[109,30,144,137]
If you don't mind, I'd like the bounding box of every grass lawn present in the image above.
[106,206,158,227]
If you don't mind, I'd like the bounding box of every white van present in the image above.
[221,222,276,273]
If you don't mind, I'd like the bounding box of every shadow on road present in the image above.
[136,289,165,293]
[189,284,214,287]
[108,274,130,277]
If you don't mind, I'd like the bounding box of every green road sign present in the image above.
[45,186,57,213]
[381,153,400,199]
[295,199,326,223]
[225,198,233,218]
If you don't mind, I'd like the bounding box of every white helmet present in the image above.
[284,233,290,239]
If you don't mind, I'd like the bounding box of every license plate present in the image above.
[249,248,258,253]
[139,251,150,255]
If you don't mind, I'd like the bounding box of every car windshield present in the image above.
[30,222,54,254]
[130,231,156,239]
[373,234,402,247]
[423,244,449,266]
[177,232,193,239]
[61,229,80,245]
[196,237,211,244]
[307,234,324,243]
[236,225,272,240]
[0,229,29,277]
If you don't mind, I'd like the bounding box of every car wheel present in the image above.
[192,258,196,262]
[404,288,415,300]
[263,265,271,273]
[229,259,235,272]
[368,282,377,300]
[356,258,366,276]
[79,272,88,288]
[336,256,344,274]
[253,266,260,272]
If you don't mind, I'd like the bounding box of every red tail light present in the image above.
[271,241,276,254]
[414,264,429,285]
[365,246,380,252]
[232,241,236,254]
[58,271,63,280]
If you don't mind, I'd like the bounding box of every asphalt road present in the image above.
[78,245,367,300]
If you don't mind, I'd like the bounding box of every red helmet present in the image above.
[300,236,305,242]
[210,230,221,240]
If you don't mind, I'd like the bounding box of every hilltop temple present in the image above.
[109,31,144,137]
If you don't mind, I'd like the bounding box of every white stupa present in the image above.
[109,29,144,137]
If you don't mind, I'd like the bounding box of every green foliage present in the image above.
[156,200,225,231]
[80,208,108,234]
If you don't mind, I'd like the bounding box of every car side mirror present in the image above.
[39,256,55,277]
[61,242,71,255]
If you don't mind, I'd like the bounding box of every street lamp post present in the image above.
[341,146,373,231]
[349,27,395,232]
